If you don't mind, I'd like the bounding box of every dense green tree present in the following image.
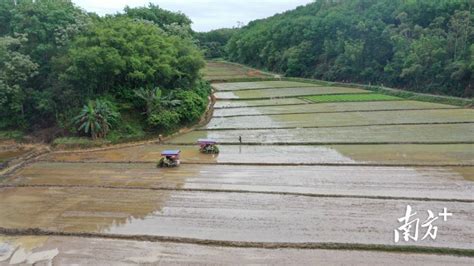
[57,16,204,101]
[124,3,192,28]
[9,0,89,85]
[196,28,238,58]
[0,36,38,128]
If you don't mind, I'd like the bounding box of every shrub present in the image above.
[147,110,181,131]
[175,90,207,123]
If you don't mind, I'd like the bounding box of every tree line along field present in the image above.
[222,0,474,98]
[1,61,473,263]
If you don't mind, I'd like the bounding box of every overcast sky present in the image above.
[71,0,314,32]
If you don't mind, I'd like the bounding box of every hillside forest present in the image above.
[206,0,474,97]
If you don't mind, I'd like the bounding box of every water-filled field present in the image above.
[216,86,370,99]
[8,162,474,198]
[205,109,474,129]
[172,123,474,144]
[213,100,458,117]
[303,93,401,102]
[43,144,474,166]
[1,187,472,249]
[214,98,308,108]
[203,61,272,81]
[213,81,317,91]
[2,66,473,264]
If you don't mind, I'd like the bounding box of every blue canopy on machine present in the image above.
[161,150,181,156]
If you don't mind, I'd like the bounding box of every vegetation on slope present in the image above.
[226,0,473,97]
[0,0,209,143]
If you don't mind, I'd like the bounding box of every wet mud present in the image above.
[215,87,369,100]
[214,98,308,108]
[43,144,474,166]
[170,123,474,144]
[1,236,473,265]
[5,162,474,201]
[212,81,316,91]
[205,109,474,129]
[0,187,472,249]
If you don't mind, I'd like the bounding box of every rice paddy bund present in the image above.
[1,62,474,264]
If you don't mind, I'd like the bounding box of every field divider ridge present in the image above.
[0,227,473,257]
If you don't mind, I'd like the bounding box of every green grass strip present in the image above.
[303,93,401,103]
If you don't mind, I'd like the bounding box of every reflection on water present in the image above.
[206,109,474,129]
[213,101,458,117]
[0,236,55,264]
[0,186,180,234]
[170,124,474,144]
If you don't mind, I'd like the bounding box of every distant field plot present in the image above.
[170,123,474,144]
[213,101,458,117]
[214,98,308,108]
[331,144,474,167]
[216,87,370,100]
[213,81,316,91]
[203,61,272,81]
[303,94,401,103]
[205,109,474,129]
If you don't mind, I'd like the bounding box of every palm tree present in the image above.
[73,100,119,139]
[134,87,161,117]
[134,87,181,116]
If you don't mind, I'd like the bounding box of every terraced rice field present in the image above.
[203,61,273,81]
[213,101,459,117]
[1,62,473,264]
[213,80,316,91]
[205,109,474,129]
[304,93,401,102]
[215,86,370,99]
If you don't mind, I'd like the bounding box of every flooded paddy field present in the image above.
[2,74,474,262]
[0,187,473,249]
[2,236,472,265]
[43,144,474,166]
[5,162,474,200]
[171,123,474,144]
[205,109,474,129]
[213,100,459,117]
[213,81,316,91]
[203,61,272,81]
[215,86,370,99]
[214,98,308,108]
